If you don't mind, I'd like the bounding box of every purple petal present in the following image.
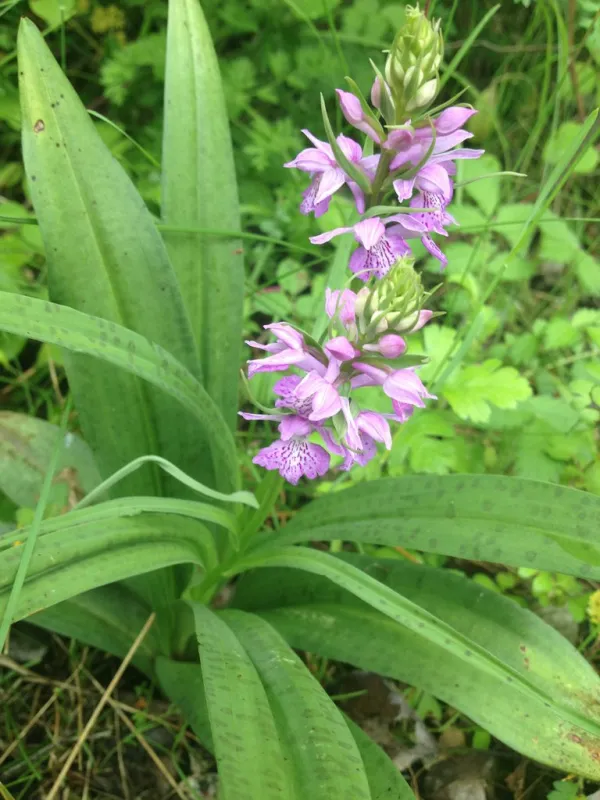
[386,213,427,233]
[324,336,360,362]
[348,181,366,214]
[434,107,477,135]
[336,89,363,124]
[363,333,406,358]
[421,234,448,268]
[264,322,305,350]
[349,246,370,282]
[352,217,386,249]
[247,348,307,377]
[356,411,392,449]
[383,369,435,407]
[429,147,485,165]
[253,437,330,484]
[310,226,353,245]
[352,362,388,385]
[412,309,433,331]
[279,415,313,440]
[336,132,364,162]
[301,129,333,155]
[285,147,332,172]
[314,167,347,205]
[310,382,342,421]
[416,163,453,203]
[393,177,416,202]
[432,130,474,154]
[325,288,357,324]
[391,401,415,423]
[239,411,281,422]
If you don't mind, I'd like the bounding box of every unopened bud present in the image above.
[357,257,430,336]
[384,6,443,119]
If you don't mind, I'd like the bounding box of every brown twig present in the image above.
[44,613,156,800]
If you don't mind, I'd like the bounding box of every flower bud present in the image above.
[384,6,443,119]
[357,257,431,336]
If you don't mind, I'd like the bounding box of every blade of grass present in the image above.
[438,5,501,92]
[0,396,71,651]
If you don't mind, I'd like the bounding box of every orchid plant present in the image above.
[1,3,600,798]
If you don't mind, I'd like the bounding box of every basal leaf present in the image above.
[223,609,371,800]
[345,716,416,800]
[0,411,101,507]
[18,19,212,496]
[0,514,206,623]
[33,585,160,676]
[234,554,600,779]
[162,0,244,431]
[155,656,213,750]
[191,604,292,800]
[0,291,238,491]
[270,475,600,579]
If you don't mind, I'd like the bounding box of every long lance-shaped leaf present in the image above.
[0,291,238,491]
[233,553,600,780]
[162,0,244,431]
[155,656,213,750]
[344,716,416,800]
[33,585,161,676]
[266,475,600,579]
[0,514,206,623]
[17,19,215,497]
[0,411,101,508]
[223,610,372,800]
[191,604,293,800]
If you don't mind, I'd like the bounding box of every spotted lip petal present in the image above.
[253,437,330,484]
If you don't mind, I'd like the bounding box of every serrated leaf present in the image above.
[575,251,600,296]
[270,474,600,580]
[223,610,371,799]
[191,605,292,800]
[234,554,600,780]
[162,0,244,431]
[443,359,532,423]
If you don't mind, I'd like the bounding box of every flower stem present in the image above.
[367,150,394,207]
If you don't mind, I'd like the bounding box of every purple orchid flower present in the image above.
[352,363,436,408]
[254,436,330,485]
[336,89,383,144]
[246,323,323,378]
[310,216,426,281]
[386,107,483,169]
[284,130,371,217]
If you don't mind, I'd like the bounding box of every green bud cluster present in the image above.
[355,257,431,339]
[384,6,444,118]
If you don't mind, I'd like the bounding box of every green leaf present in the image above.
[0,292,238,492]
[33,585,160,676]
[460,154,502,215]
[162,0,244,431]
[234,553,600,779]
[543,318,582,351]
[29,0,77,26]
[526,396,580,433]
[271,475,600,579]
[155,656,213,750]
[191,604,292,800]
[344,716,416,800]
[0,514,206,623]
[223,609,371,800]
[18,19,212,497]
[543,121,600,174]
[0,411,101,507]
[491,203,536,249]
[443,359,532,423]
